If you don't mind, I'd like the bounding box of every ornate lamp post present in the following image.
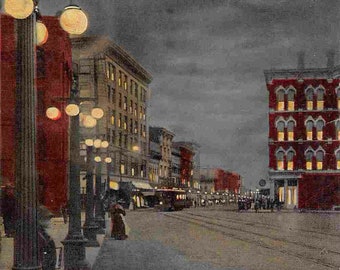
[2,0,88,269]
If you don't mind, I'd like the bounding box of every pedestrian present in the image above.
[1,184,15,237]
[110,202,128,240]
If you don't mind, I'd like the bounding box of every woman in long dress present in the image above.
[110,203,127,240]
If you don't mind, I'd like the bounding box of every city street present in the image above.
[93,206,340,270]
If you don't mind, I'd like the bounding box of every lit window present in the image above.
[316,151,324,170]
[106,62,110,78]
[120,164,125,174]
[118,113,121,128]
[287,89,295,111]
[306,120,313,140]
[111,65,115,81]
[316,88,324,110]
[287,151,294,170]
[306,88,314,110]
[276,151,284,170]
[124,75,128,90]
[305,150,313,170]
[316,120,324,140]
[124,96,127,110]
[276,89,285,111]
[287,121,295,141]
[276,121,285,141]
[111,110,115,125]
[132,168,135,176]
[337,89,340,109]
[337,120,340,140]
[118,71,122,86]
[336,151,340,169]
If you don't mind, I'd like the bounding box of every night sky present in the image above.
[41,0,340,189]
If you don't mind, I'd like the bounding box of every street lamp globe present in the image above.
[104,157,112,163]
[36,20,48,46]
[94,156,101,163]
[93,139,102,148]
[46,106,61,120]
[85,139,94,147]
[101,140,109,148]
[59,4,88,35]
[82,114,97,128]
[91,107,104,120]
[65,103,80,116]
[3,0,34,19]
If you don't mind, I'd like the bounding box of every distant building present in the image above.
[0,15,71,214]
[264,52,340,209]
[149,127,174,187]
[71,36,153,207]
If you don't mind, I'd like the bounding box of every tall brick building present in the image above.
[0,15,71,213]
[264,53,340,209]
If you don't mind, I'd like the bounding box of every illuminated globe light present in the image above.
[91,107,104,119]
[93,139,102,148]
[59,5,88,35]
[104,157,112,163]
[101,140,109,148]
[36,20,48,46]
[82,115,97,128]
[4,0,34,19]
[85,139,94,147]
[46,107,61,120]
[65,103,80,116]
[132,145,139,152]
[94,156,101,163]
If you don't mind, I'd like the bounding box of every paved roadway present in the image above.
[93,206,340,270]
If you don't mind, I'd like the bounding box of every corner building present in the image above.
[264,57,340,209]
[71,36,153,206]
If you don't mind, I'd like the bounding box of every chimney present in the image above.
[326,50,335,69]
[297,51,305,69]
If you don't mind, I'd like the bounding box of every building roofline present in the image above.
[71,36,152,84]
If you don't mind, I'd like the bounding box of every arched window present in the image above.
[287,120,295,141]
[316,119,324,140]
[337,88,340,109]
[336,150,340,170]
[306,88,314,110]
[305,150,313,170]
[287,88,295,111]
[277,121,285,141]
[306,120,314,140]
[287,150,295,170]
[276,150,285,170]
[316,87,324,110]
[316,150,324,170]
[276,89,285,111]
[336,120,340,141]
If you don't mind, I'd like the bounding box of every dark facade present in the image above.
[0,15,71,214]
[264,54,340,209]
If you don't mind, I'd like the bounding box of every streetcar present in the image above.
[154,188,189,211]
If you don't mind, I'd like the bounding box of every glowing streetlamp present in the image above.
[59,4,88,35]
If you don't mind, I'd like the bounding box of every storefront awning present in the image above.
[141,191,155,196]
[132,181,153,190]
[109,181,119,190]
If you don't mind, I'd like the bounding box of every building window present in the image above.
[306,88,314,110]
[287,150,294,170]
[107,85,111,101]
[124,116,127,130]
[106,62,110,78]
[337,88,340,109]
[124,75,128,90]
[134,103,137,116]
[316,88,324,110]
[111,110,115,125]
[316,150,324,170]
[130,80,134,95]
[139,106,143,119]
[305,150,313,170]
[118,113,122,128]
[337,120,340,140]
[118,71,122,86]
[276,150,284,170]
[118,93,122,108]
[336,150,340,169]
[129,100,133,113]
[287,120,295,141]
[276,89,285,111]
[277,121,285,141]
[134,121,138,134]
[316,120,324,140]
[124,96,127,111]
[306,120,313,140]
[135,85,138,98]
[287,89,295,111]
[120,164,125,175]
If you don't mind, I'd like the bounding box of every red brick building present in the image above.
[0,15,71,214]
[172,142,194,188]
[264,54,340,209]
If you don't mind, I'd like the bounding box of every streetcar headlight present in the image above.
[159,202,163,205]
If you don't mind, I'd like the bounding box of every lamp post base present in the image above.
[62,238,90,270]
[83,224,100,247]
[94,217,106,234]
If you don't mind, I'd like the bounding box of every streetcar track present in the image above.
[180,212,340,256]
[163,212,339,269]
[190,211,340,239]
